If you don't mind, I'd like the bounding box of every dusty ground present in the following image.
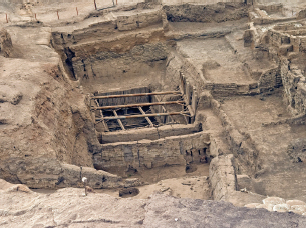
[2,180,306,228]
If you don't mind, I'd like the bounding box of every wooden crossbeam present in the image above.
[92,101,184,110]
[91,91,181,99]
[138,107,153,127]
[96,111,190,121]
[112,110,125,130]
[154,95,175,123]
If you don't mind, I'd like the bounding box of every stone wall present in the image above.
[93,132,210,170]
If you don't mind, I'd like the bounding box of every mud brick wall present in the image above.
[117,9,163,31]
[280,58,306,115]
[93,132,210,170]
[204,83,251,97]
[100,123,201,144]
[258,67,281,91]
[209,154,238,201]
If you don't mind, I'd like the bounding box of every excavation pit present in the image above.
[91,87,191,135]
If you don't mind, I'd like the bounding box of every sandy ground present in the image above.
[33,163,211,200]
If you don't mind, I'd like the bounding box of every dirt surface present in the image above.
[177,37,255,84]
[2,180,306,228]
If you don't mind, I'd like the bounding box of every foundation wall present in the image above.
[93,132,210,170]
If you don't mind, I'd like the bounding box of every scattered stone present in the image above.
[263,197,285,206]
[286,200,306,207]
[11,92,23,105]
[291,205,306,214]
[273,204,290,212]
[85,186,95,193]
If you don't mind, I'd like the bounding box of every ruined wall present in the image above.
[0,28,13,58]
[163,3,248,23]
[209,97,260,175]
[260,26,306,115]
[93,132,210,171]
[209,154,237,201]
[280,58,306,115]
[0,157,140,189]
[100,123,201,143]
[71,43,168,93]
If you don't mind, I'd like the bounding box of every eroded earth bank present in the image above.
[2,0,306,227]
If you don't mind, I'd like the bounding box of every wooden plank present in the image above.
[96,111,190,120]
[138,107,153,127]
[91,91,181,99]
[92,101,184,110]
[112,110,125,130]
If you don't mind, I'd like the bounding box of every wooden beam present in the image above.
[92,101,184,110]
[96,111,190,120]
[91,91,181,99]
[112,110,125,130]
[94,99,109,131]
[154,95,175,123]
[138,107,153,127]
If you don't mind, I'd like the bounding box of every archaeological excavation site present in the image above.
[3,0,306,226]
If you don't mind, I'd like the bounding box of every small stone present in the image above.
[286,200,306,207]
[245,203,261,208]
[291,205,306,213]
[273,204,290,212]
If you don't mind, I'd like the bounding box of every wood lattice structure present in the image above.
[90,90,194,131]
[90,72,198,131]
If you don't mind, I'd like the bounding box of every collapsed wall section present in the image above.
[259,23,306,115]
